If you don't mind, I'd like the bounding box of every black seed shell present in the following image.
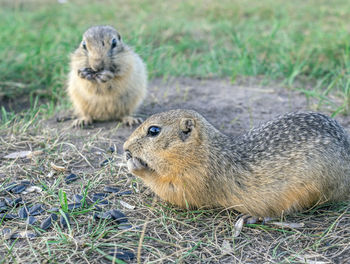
[103,186,120,193]
[4,197,13,206]
[11,232,37,239]
[65,173,78,184]
[117,224,133,230]
[108,249,135,261]
[4,182,17,191]
[100,158,113,167]
[11,184,27,194]
[40,214,58,230]
[13,197,23,206]
[110,210,128,223]
[93,211,112,220]
[20,180,31,186]
[48,207,59,212]
[0,203,8,213]
[107,147,115,153]
[92,193,109,205]
[18,206,29,219]
[116,190,133,196]
[60,212,70,228]
[0,213,18,220]
[27,216,37,225]
[29,204,45,216]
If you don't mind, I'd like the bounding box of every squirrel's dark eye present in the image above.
[111,38,117,49]
[147,126,161,137]
[82,41,87,50]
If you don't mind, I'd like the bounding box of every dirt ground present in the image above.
[50,77,329,151]
[1,77,350,263]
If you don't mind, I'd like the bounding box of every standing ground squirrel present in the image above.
[124,109,350,218]
[67,25,147,127]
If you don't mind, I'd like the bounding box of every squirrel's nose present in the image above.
[90,59,104,72]
[91,64,103,72]
[124,150,132,161]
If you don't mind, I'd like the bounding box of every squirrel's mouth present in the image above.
[125,150,150,172]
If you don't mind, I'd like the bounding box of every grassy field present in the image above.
[1,0,350,116]
[1,0,350,263]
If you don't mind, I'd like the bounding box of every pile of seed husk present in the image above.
[1,177,135,261]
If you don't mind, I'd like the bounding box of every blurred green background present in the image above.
[1,0,350,117]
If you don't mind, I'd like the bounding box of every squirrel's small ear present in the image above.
[180,118,195,134]
[117,33,121,41]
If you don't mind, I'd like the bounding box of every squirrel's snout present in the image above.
[124,150,132,161]
[89,58,105,72]
[91,64,104,72]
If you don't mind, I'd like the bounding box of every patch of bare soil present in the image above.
[49,77,327,151]
[1,77,350,263]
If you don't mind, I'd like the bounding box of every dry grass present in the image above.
[1,117,349,264]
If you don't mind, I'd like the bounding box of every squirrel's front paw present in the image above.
[95,70,115,83]
[72,116,93,128]
[78,68,96,81]
[122,116,143,126]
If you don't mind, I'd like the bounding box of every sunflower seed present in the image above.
[103,186,120,193]
[23,186,42,194]
[13,197,23,205]
[0,213,18,220]
[48,207,59,213]
[0,201,8,213]
[116,190,133,196]
[11,184,27,194]
[27,216,37,225]
[11,231,37,239]
[233,217,244,238]
[93,193,108,199]
[65,173,78,184]
[100,158,113,167]
[92,193,109,205]
[117,224,133,230]
[40,214,58,230]
[4,151,32,159]
[107,147,115,153]
[110,210,128,223]
[119,200,135,210]
[5,197,23,208]
[50,162,66,172]
[20,181,31,186]
[108,249,135,261]
[29,204,45,216]
[4,197,12,206]
[60,212,70,228]
[4,182,17,191]
[93,211,112,220]
[270,221,305,229]
[18,206,29,219]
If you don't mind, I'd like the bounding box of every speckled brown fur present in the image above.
[124,109,350,217]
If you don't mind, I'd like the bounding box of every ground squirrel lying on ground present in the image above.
[67,25,147,127]
[124,109,350,218]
